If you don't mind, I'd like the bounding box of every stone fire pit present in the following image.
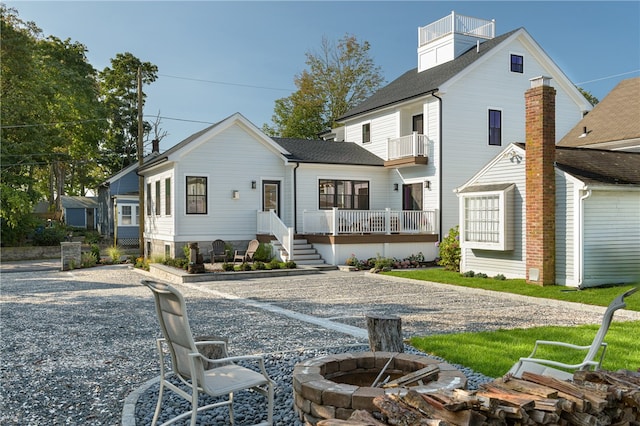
[292,351,467,425]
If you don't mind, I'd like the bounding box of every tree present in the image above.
[578,87,599,106]
[265,34,384,139]
[99,53,158,175]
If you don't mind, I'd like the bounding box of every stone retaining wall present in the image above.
[0,246,61,262]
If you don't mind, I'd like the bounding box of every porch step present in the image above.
[271,238,331,267]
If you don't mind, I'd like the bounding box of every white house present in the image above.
[337,11,591,240]
[455,77,640,287]
[138,12,594,266]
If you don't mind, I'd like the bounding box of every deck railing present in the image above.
[388,133,428,160]
[302,208,438,235]
[257,210,294,259]
[419,12,495,46]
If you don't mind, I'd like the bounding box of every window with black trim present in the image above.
[165,177,171,216]
[510,54,523,73]
[362,123,371,143]
[489,109,502,146]
[146,183,152,216]
[319,179,369,210]
[155,181,161,215]
[186,176,207,214]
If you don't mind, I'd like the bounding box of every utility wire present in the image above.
[158,73,293,92]
[575,69,640,85]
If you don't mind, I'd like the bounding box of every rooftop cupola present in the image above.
[418,11,495,72]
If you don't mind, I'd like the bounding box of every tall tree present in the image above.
[99,53,158,175]
[265,34,384,139]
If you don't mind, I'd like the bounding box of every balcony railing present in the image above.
[419,12,495,46]
[302,208,438,235]
[388,132,428,160]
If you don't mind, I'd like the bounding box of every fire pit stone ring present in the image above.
[292,351,467,424]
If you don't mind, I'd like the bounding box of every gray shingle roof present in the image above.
[555,146,640,186]
[61,196,98,209]
[338,29,520,121]
[273,138,384,166]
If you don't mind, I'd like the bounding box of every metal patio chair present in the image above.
[142,279,274,425]
[506,287,637,381]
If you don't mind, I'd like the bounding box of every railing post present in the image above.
[287,227,295,261]
[332,207,339,236]
[385,208,391,235]
[412,131,417,157]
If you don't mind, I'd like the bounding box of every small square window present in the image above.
[362,123,371,143]
[510,54,523,73]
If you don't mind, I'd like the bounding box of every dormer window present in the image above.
[362,123,371,143]
[510,54,524,73]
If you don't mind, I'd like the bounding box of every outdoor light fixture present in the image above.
[424,180,431,190]
[393,183,399,191]
[232,190,240,199]
[251,180,257,189]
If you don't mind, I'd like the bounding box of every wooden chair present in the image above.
[142,280,274,425]
[208,239,228,263]
[233,239,260,263]
[507,287,637,381]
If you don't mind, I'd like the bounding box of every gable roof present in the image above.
[337,29,519,121]
[558,77,640,149]
[273,138,384,166]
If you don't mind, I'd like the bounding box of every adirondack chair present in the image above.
[208,239,228,263]
[142,280,274,425]
[507,287,637,381]
[233,239,260,263]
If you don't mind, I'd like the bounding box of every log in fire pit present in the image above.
[293,351,467,425]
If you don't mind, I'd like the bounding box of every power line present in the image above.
[158,73,293,92]
[575,69,640,85]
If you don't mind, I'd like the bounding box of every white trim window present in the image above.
[458,183,514,251]
[118,204,139,226]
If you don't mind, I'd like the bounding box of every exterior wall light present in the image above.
[393,183,399,191]
[251,180,257,189]
[232,190,240,199]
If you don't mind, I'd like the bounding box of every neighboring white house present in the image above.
[138,12,594,266]
[337,11,591,240]
[455,78,640,288]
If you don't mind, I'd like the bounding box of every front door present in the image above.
[262,181,280,217]
[402,183,423,211]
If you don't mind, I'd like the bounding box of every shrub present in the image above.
[494,274,506,280]
[32,224,67,246]
[373,256,394,270]
[462,270,475,277]
[134,257,150,271]
[81,252,96,268]
[163,257,188,270]
[84,231,102,244]
[222,262,235,272]
[475,272,488,278]
[437,226,461,272]
[90,244,101,262]
[239,262,252,271]
[107,246,122,264]
[345,254,360,267]
[252,261,266,270]
[283,261,296,269]
[253,243,273,262]
[268,259,281,269]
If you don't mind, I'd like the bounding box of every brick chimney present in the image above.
[152,139,160,153]
[525,76,556,285]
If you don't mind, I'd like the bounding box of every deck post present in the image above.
[332,207,339,236]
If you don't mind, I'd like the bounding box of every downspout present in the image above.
[577,188,592,287]
[293,162,299,233]
[432,91,443,242]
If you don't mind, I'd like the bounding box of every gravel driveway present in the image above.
[1,262,635,425]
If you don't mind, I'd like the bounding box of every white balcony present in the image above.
[385,133,429,167]
[419,12,495,47]
[302,208,438,235]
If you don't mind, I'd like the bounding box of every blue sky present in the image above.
[7,1,640,152]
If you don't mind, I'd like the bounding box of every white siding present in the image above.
[344,110,398,159]
[172,124,286,242]
[554,177,575,285]
[144,164,175,242]
[461,151,526,278]
[582,190,640,286]
[294,163,390,230]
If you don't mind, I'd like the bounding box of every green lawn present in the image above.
[383,269,640,378]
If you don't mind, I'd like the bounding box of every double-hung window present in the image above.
[118,204,139,226]
[165,177,171,216]
[457,183,514,251]
[362,123,371,143]
[319,179,369,210]
[146,183,152,216]
[186,176,207,214]
[155,181,161,215]
[510,54,524,73]
[489,109,502,146]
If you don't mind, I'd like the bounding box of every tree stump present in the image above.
[366,314,403,353]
